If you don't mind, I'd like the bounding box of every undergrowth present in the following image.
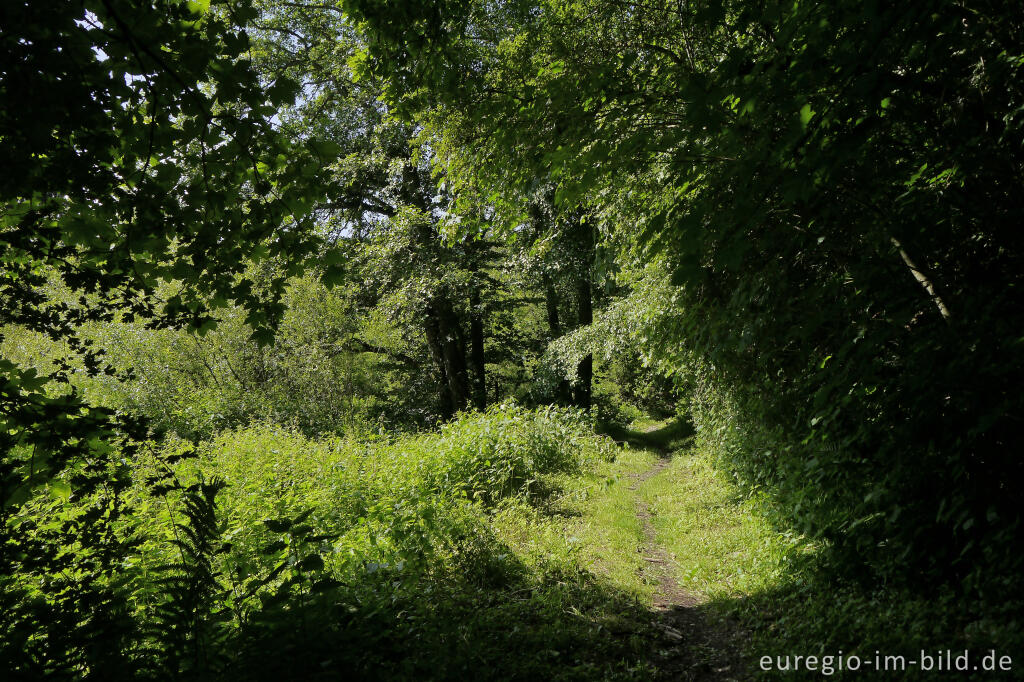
[10,407,1020,680]
[3,403,657,680]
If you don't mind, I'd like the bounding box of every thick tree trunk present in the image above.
[543,274,563,338]
[424,296,470,417]
[543,273,572,404]
[424,313,454,417]
[574,269,593,410]
[469,288,487,410]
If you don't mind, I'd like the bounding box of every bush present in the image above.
[75,276,382,441]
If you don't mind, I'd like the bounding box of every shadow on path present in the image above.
[598,418,695,453]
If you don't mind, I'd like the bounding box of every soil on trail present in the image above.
[625,430,748,681]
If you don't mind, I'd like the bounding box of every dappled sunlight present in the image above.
[4,0,1021,678]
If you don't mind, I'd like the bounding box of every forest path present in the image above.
[617,422,747,681]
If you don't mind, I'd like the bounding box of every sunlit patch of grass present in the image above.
[569,447,660,601]
[601,417,696,454]
[637,448,795,600]
[627,416,665,432]
[492,445,659,602]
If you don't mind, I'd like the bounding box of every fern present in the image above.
[148,476,229,681]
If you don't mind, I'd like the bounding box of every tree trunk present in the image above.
[573,218,594,410]
[543,273,572,404]
[890,236,952,322]
[543,274,563,338]
[469,288,486,410]
[424,296,470,417]
[574,269,593,410]
[424,313,454,418]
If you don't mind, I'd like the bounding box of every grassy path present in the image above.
[631,453,742,680]
[575,420,777,680]
[476,416,1016,681]
[452,416,792,680]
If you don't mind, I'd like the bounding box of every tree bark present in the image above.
[543,273,572,404]
[424,296,470,417]
[573,218,594,410]
[424,312,454,418]
[469,288,487,410]
[891,237,952,322]
[543,274,563,338]
[574,269,593,409]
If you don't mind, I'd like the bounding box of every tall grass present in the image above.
[85,402,638,680]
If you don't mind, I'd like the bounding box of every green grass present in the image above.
[549,446,660,601]
[603,439,1024,681]
[599,417,695,453]
[636,451,795,599]
[183,409,1021,681]
[572,450,657,599]
[117,404,664,680]
[18,401,1018,680]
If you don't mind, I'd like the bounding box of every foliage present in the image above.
[345,0,1024,586]
[6,0,1024,676]
[1,0,330,466]
[186,403,638,680]
[0,452,139,680]
[75,274,378,440]
[1,2,329,669]
[1,405,650,679]
[149,477,229,680]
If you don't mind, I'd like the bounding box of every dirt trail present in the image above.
[628,445,746,681]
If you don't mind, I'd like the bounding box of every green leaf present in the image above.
[260,540,288,555]
[49,480,72,500]
[5,485,31,508]
[799,103,815,128]
[263,518,292,533]
[187,0,210,15]
[298,554,325,572]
